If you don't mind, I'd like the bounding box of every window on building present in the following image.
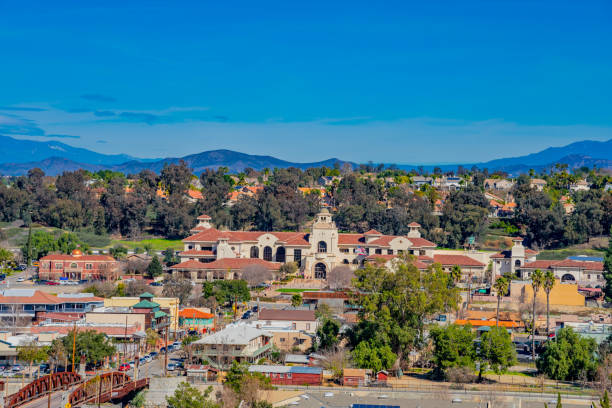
[263,246,273,261]
[340,248,349,253]
[276,247,286,263]
[293,249,302,267]
[279,374,284,379]
[352,259,359,265]
[314,263,327,279]
[280,338,285,342]
[70,262,77,268]
[365,247,370,255]
[318,241,327,253]
[55,263,63,269]
[387,249,393,255]
[398,250,404,254]
[292,323,297,330]
[287,373,292,379]
[375,249,382,255]
[343,259,349,264]
[85,264,92,270]
[306,323,310,330]
[250,246,259,258]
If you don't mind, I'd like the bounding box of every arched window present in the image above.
[275,247,286,263]
[561,273,575,282]
[514,259,521,267]
[318,241,327,253]
[352,259,359,265]
[70,263,77,268]
[343,259,349,264]
[263,246,273,261]
[314,263,327,279]
[250,246,259,259]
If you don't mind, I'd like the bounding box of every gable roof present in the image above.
[433,254,485,267]
[39,254,115,261]
[194,324,271,345]
[179,308,214,319]
[522,259,603,271]
[258,309,316,322]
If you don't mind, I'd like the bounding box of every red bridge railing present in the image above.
[68,372,149,406]
[4,371,82,408]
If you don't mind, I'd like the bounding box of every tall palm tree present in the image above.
[531,269,545,360]
[493,276,509,327]
[543,270,556,335]
[450,265,462,286]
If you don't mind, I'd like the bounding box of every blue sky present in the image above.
[1,0,611,163]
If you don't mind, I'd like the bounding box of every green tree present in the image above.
[351,340,396,372]
[57,330,115,366]
[595,391,610,408]
[430,324,476,379]
[166,382,218,408]
[22,230,57,261]
[450,264,462,285]
[145,328,160,352]
[147,255,163,278]
[536,327,598,381]
[543,270,556,335]
[291,294,302,307]
[350,256,460,357]
[109,245,128,259]
[604,231,612,302]
[315,319,340,351]
[17,341,48,380]
[493,276,509,327]
[478,326,517,376]
[224,361,249,394]
[48,340,67,373]
[202,280,250,305]
[0,247,13,273]
[531,269,545,360]
[279,262,298,277]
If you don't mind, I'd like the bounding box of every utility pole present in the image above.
[47,375,51,408]
[71,321,77,373]
[164,324,169,377]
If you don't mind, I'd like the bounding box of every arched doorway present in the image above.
[275,247,286,263]
[318,241,327,253]
[250,246,259,259]
[561,273,575,282]
[263,246,273,261]
[314,263,327,279]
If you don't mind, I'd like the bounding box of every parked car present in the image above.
[149,351,158,358]
[150,282,163,287]
[11,365,22,372]
[167,363,176,371]
[16,277,25,282]
[45,281,60,286]
[118,363,131,372]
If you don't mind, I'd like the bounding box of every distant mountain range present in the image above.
[1,135,612,176]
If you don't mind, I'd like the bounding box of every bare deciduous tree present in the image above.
[327,265,355,290]
[315,348,347,381]
[125,280,150,296]
[241,264,274,288]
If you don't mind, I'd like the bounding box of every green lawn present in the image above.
[538,248,604,260]
[276,288,320,293]
[108,238,184,251]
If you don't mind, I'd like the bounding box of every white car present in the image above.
[16,277,24,282]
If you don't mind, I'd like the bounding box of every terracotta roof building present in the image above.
[38,249,119,281]
[173,208,435,282]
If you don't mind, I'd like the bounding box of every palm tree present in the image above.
[493,276,509,327]
[530,269,545,360]
[450,265,462,286]
[543,270,556,335]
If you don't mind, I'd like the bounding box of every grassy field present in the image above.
[537,248,605,260]
[108,238,183,251]
[276,288,321,293]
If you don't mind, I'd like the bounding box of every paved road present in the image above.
[291,390,595,408]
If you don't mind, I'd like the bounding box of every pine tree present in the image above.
[147,255,163,278]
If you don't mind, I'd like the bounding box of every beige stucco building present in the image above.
[104,296,179,330]
[171,209,436,281]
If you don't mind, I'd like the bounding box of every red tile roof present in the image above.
[179,250,215,257]
[302,291,349,299]
[522,259,604,271]
[408,222,421,227]
[0,291,103,305]
[433,254,485,267]
[172,258,281,271]
[338,234,365,245]
[406,237,436,247]
[197,214,212,220]
[39,254,115,261]
[364,229,382,235]
[184,229,309,246]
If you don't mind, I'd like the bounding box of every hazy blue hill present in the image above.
[0,135,138,165]
[0,157,104,176]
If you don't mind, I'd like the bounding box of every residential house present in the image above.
[255,309,318,334]
[192,323,273,369]
[484,179,515,191]
[411,176,433,187]
[343,368,367,386]
[248,365,323,385]
[530,179,547,191]
[570,179,590,192]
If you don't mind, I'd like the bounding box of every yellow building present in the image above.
[511,279,585,307]
[104,294,180,331]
